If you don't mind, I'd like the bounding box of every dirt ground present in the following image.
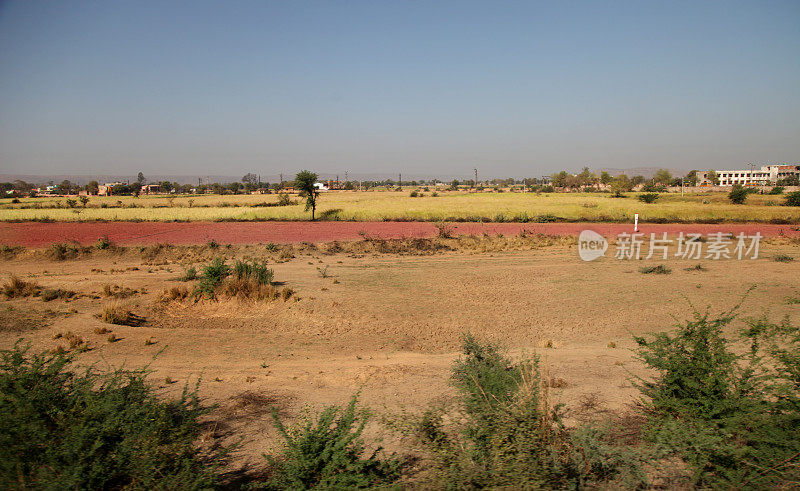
[2,220,799,247]
[1,238,799,474]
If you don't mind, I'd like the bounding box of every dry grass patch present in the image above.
[102,283,139,299]
[41,288,76,302]
[2,275,41,298]
[100,302,146,326]
[161,285,190,302]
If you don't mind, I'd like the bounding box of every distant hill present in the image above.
[1,168,694,185]
[0,172,478,186]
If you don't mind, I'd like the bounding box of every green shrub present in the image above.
[632,310,800,488]
[785,191,800,207]
[49,242,80,260]
[277,193,294,206]
[96,235,112,250]
[181,265,198,281]
[260,396,400,489]
[0,343,221,489]
[194,258,230,298]
[409,190,419,197]
[233,259,273,285]
[638,193,659,204]
[728,184,748,204]
[768,186,784,195]
[404,334,644,489]
[774,254,794,262]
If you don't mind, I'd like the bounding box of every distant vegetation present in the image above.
[1,190,799,223]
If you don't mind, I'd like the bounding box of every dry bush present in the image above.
[47,242,86,261]
[160,286,189,302]
[0,244,25,259]
[3,275,41,298]
[93,326,111,335]
[100,303,145,326]
[219,277,280,301]
[102,284,138,299]
[139,243,172,262]
[278,247,295,261]
[54,331,87,351]
[41,288,75,302]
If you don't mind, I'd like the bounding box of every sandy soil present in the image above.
[2,220,799,247]
[1,240,798,472]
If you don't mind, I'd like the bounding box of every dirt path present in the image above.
[2,221,799,247]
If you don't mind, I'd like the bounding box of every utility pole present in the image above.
[279,173,283,190]
[345,170,348,184]
[398,173,401,187]
[681,177,684,197]
[474,168,478,190]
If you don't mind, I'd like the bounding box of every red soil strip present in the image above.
[1,221,798,248]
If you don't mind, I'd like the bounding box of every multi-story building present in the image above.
[699,164,800,186]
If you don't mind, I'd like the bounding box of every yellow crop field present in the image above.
[0,190,798,223]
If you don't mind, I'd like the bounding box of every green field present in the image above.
[1,190,798,223]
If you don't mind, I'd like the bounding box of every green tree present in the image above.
[551,171,569,188]
[685,170,698,186]
[707,170,720,185]
[728,184,748,204]
[295,170,320,220]
[653,169,672,186]
[86,181,99,195]
[611,174,633,194]
[600,171,613,185]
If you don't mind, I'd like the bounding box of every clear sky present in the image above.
[0,0,798,178]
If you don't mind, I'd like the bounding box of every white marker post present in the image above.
[634,213,639,232]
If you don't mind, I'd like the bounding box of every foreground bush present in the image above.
[0,343,220,489]
[258,396,401,489]
[403,334,644,489]
[633,310,800,488]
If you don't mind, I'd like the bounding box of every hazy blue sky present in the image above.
[0,0,798,178]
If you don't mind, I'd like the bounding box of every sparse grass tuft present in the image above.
[773,254,794,262]
[40,288,75,302]
[684,264,707,271]
[2,275,41,298]
[639,264,671,274]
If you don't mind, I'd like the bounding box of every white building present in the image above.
[699,164,800,186]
